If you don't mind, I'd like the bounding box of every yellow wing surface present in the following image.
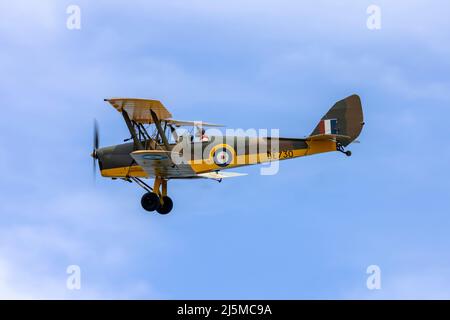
[104,98,225,128]
[104,98,172,123]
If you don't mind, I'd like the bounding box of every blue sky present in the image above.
[1,0,450,299]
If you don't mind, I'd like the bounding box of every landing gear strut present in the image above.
[132,177,174,215]
[337,142,352,157]
[152,177,173,215]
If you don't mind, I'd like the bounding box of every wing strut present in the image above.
[130,177,153,192]
[150,109,170,150]
[122,110,144,150]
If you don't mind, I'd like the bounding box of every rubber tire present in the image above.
[156,196,173,215]
[345,150,352,157]
[141,192,160,212]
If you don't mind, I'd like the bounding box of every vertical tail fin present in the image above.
[310,94,364,146]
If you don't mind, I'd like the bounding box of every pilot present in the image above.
[200,128,209,142]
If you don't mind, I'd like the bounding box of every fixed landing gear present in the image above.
[133,177,174,215]
[156,196,173,215]
[337,142,352,157]
[141,192,160,211]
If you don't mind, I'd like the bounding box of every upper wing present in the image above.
[104,98,172,123]
[130,150,197,179]
[165,119,224,127]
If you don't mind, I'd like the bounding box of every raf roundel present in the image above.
[213,147,233,167]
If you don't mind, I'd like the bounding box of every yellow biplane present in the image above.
[92,95,364,214]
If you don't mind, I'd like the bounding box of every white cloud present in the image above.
[0,189,170,299]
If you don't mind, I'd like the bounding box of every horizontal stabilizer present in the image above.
[306,134,351,142]
[197,171,248,180]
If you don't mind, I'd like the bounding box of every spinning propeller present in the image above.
[92,119,100,179]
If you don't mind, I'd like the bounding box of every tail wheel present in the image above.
[156,196,173,215]
[141,192,160,212]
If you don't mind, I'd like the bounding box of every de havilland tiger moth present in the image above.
[91,95,364,215]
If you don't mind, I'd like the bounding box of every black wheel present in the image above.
[141,192,160,212]
[156,196,173,215]
[345,150,352,157]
